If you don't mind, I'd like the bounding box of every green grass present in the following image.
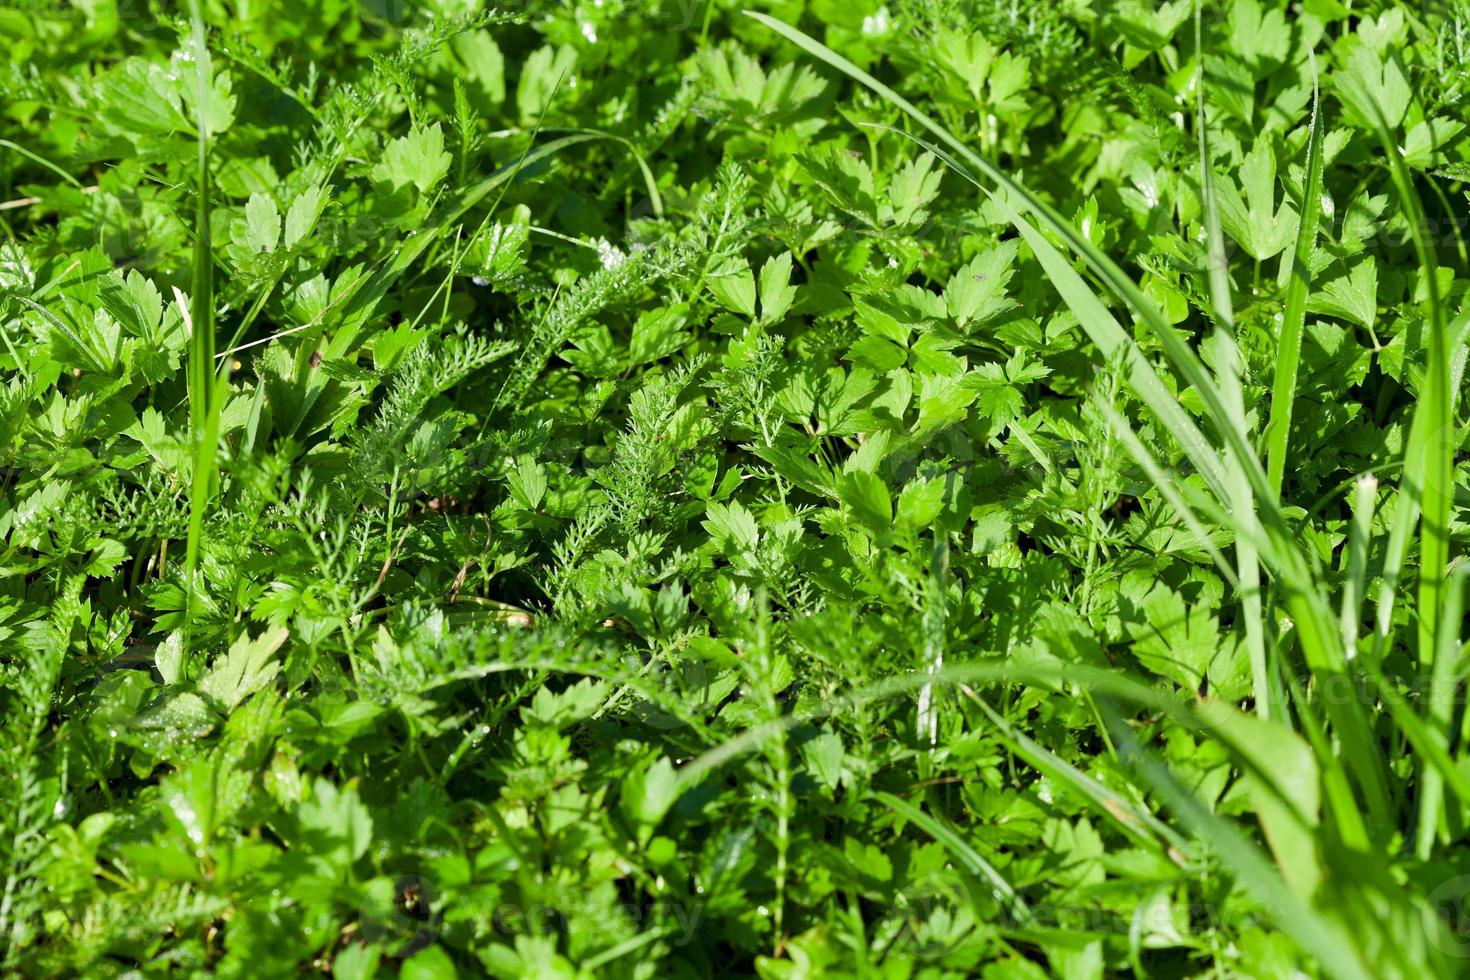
[182,0,222,651]
[0,2,1467,977]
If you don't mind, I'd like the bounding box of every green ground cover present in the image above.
[2,0,1470,976]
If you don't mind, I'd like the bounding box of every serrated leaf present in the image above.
[284,186,323,249]
[708,262,757,318]
[373,122,452,195]
[703,500,760,555]
[199,627,288,713]
[241,193,281,254]
[1308,259,1378,328]
[945,241,1018,328]
[758,251,796,324]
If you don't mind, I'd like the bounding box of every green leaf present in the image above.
[517,44,577,122]
[621,756,678,841]
[283,186,323,249]
[1194,700,1322,897]
[1307,259,1377,328]
[296,778,374,873]
[95,58,188,136]
[240,192,281,254]
[708,260,757,318]
[944,241,1018,329]
[837,469,891,531]
[703,500,760,556]
[887,152,942,226]
[799,731,843,791]
[507,454,548,510]
[1215,142,1296,261]
[373,122,452,195]
[758,251,796,324]
[198,626,288,713]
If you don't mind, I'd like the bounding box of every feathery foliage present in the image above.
[1,1,1468,976]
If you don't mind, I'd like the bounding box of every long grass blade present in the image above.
[1341,474,1377,662]
[1265,54,1326,498]
[1334,65,1456,857]
[874,791,1031,927]
[960,686,1191,860]
[1369,314,1468,664]
[183,0,220,649]
[1194,6,1270,720]
[673,658,1373,977]
[1094,398,1239,588]
[1098,698,1371,980]
[743,13,1271,503]
[1418,565,1469,849]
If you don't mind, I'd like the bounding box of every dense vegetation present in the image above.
[2,0,1469,976]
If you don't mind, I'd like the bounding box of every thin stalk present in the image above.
[1335,67,1456,856]
[1195,7,1270,719]
[183,0,221,649]
[1340,474,1377,663]
[1265,52,1325,498]
[1416,566,1468,856]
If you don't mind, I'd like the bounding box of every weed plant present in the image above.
[0,1,1468,977]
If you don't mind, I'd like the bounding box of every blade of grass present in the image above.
[871,124,1388,841]
[1195,6,1271,720]
[1097,697,1372,980]
[0,138,85,189]
[1341,474,1377,663]
[959,685,1191,861]
[11,297,107,376]
[1358,639,1470,810]
[1419,565,1469,851]
[873,791,1032,927]
[915,533,948,752]
[744,13,1267,501]
[1094,398,1239,588]
[1274,661,1373,850]
[1369,307,1470,664]
[540,128,665,217]
[1335,67,1457,857]
[889,128,1229,499]
[1265,53,1326,499]
[1104,380,1367,850]
[671,658,1373,973]
[183,0,220,650]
